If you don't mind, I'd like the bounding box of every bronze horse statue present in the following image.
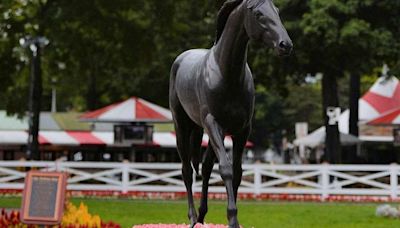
[169,0,292,227]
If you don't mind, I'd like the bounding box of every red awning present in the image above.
[0,131,253,148]
[66,131,106,145]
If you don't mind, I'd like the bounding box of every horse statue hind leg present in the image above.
[169,56,204,227]
[169,0,292,227]
[169,102,203,227]
[197,143,215,224]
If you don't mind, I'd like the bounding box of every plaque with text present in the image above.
[21,171,67,225]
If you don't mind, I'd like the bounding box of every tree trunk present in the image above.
[348,73,360,163]
[322,73,341,164]
[349,74,360,136]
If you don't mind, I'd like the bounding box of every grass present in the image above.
[1,197,400,228]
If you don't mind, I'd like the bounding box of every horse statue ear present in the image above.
[247,0,265,9]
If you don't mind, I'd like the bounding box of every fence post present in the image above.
[254,165,262,196]
[58,160,64,172]
[321,164,329,201]
[122,162,129,194]
[390,164,398,200]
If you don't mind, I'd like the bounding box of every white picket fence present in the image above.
[0,161,399,199]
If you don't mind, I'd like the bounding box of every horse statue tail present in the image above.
[191,143,201,175]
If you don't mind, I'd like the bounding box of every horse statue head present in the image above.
[244,0,293,55]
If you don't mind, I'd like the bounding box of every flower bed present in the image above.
[62,202,121,227]
[0,209,34,228]
[0,202,121,228]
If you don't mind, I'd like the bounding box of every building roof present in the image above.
[0,111,28,130]
[0,111,104,131]
[39,112,61,130]
[51,112,92,131]
[80,97,173,123]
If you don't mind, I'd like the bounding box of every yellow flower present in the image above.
[62,201,102,227]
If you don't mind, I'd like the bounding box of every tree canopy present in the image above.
[0,0,399,148]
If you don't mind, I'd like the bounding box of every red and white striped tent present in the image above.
[359,76,400,120]
[367,108,400,126]
[299,76,400,144]
[0,130,252,148]
[80,97,172,123]
[339,76,400,133]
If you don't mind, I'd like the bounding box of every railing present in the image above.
[0,161,399,200]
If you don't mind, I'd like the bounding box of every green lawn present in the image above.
[1,197,400,228]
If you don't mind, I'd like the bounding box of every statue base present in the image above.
[132,223,232,228]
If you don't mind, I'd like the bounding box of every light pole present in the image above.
[19,36,49,160]
[51,77,57,112]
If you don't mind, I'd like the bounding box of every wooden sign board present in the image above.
[21,171,67,225]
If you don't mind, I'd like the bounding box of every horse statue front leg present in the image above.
[203,114,240,228]
[232,127,250,201]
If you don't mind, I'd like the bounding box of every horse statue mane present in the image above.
[215,0,243,43]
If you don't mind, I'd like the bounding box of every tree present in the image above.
[0,0,218,113]
[0,0,399,154]
[271,0,397,163]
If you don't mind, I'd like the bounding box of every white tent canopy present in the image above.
[294,127,361,148]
